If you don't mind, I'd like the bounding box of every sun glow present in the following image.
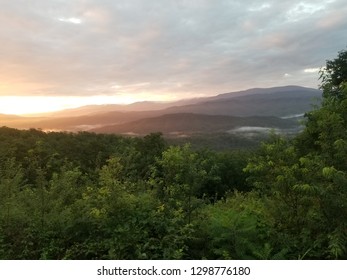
[0,95,140,115]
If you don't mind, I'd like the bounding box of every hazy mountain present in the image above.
[1,86,321,133]
[91,113,298,135]
[0,113,42,129]
[26,102,165,118]
[207,85,320,101]
[162,86,321,117]
[27,86,320,118]
[0,113,23,120]
[28,99,203,118]
[20,110,164,131]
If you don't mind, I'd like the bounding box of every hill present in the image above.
[91,113,298,135]
[0,86,320,134]
[162,86,321,117]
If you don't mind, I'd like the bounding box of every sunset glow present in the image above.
[0,0,345,117]
[0,95,141,115]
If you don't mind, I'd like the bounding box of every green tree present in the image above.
[244,48,347,259]
[150,144,206,223]
[196,192,276,259]
[0,158,27,258]
[320,48,347,99]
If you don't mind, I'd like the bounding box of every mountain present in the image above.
[207,85,320,100]
[0,113,23,120]
[0,113,41,129]
[26,86,320,118]
[1,86,321,133]
[162,86,321,117]
[90,113,299,135]
[25,102,166,118]
[26,99,203,118]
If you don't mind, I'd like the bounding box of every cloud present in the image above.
[58,17,82,24]
[304,68,320,73]
[0,0,346,100]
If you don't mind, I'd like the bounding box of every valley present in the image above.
[0,85,321,149]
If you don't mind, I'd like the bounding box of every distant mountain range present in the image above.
[0,85,321,136]
[90,113,299,135]
[162,86,321,117]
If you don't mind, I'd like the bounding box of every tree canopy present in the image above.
[320,47,347,99]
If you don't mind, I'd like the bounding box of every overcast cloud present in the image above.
[0,0,346,100]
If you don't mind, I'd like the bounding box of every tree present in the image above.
[150,144,207,223]
[320,48,347,99]
[196,192,276,259]
[244,48,347,259]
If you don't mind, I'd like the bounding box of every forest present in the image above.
[0,49,346,260]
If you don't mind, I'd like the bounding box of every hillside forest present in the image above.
[0,49,347,260]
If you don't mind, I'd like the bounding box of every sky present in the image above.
[0,0,346,114]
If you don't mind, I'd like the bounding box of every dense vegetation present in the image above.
[0,49,346,259]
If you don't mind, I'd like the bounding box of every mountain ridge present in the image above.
[0,86,321,134]
[90,112,299,135]
[22,85,321,118]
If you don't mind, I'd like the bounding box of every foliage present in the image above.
[319,48,347,98]
[0,129,246,259]
[244,48,347,259]
[1,48,347,260]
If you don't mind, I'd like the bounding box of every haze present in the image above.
[0,0,346,114]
